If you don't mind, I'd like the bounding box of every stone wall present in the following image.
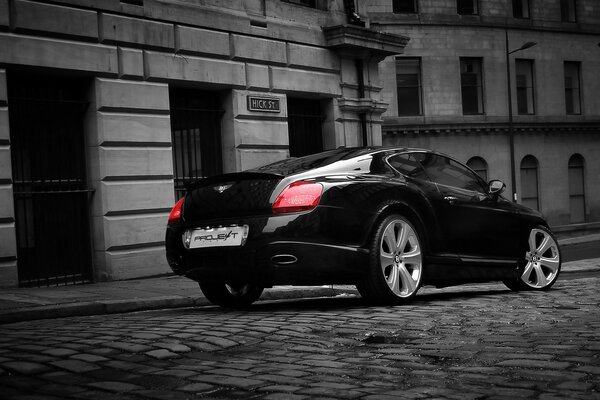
[0,0,403,285]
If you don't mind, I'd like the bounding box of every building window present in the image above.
[396,58,422,116]
[561,0,577,22]
[287,98,325,157]
[467,156,488,182]
[512,0,530,18]
[564,61,582,115]
[460,58,484,115]
[568,154,585,223]
[170,88,224,200]
[520,155,539,210]
[516,59,535,114]
[281,0,327,10]
[457,0,478,15]
[393,0,417,13]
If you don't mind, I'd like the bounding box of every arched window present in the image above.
[467,156,488,182]
[520,155,539,210]
[568,154,585,223]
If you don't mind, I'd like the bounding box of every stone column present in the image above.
[0,69,18,287]
[86,78,174,281]
[323,25,409,147]
[221,90,289,173]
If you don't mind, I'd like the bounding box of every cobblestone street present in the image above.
[1,275,599,400]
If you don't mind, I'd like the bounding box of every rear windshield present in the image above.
[251,148,379,176]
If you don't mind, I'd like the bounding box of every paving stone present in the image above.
[262,393,309,400]
[190,374,265,389]
[70,354,108,363]
[201,336,239,348]
[177,382,215,392]
[258,384,303,392]
[153,342,191,353]
[87,381,143,392]
[496,359,572,369]
[50,359,100,373]
[2,361,50,375]
[42,349,77,357]
[187,341,220,351]
[145,349,180,359]
[104,342,154,353]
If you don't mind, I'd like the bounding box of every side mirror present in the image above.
[488,180,506,197]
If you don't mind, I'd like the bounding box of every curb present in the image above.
[0,287,355,325]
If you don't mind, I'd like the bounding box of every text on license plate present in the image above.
[184,225,249,249]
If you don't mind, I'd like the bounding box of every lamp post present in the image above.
[505,30,537,203]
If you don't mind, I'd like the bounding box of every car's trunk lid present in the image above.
[182,172,283,221]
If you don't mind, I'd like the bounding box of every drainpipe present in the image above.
[355,59,368,146]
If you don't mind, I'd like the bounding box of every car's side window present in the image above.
[387,153,429,180]
[419,154,486,194]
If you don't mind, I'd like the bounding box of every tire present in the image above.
[504,225,561,291]
[199,281,264,308]
[357,214,425,304]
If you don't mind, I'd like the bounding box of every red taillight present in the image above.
[272,182,323,214]
[168,198,185,225]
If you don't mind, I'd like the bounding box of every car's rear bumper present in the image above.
[165,208,372,286]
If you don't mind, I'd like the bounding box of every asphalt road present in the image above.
[1,273,599,399]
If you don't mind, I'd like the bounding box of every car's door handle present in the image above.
[444,196,458,203]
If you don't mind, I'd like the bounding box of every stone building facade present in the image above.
[362,0,600,229]
[1,0,598,288]
[0,0,407,287]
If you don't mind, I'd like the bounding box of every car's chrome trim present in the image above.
[270,241,369,254]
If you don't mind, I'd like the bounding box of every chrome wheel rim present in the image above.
[522,229,560,288]
[380,219,422,298]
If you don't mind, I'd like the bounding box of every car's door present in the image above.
[416,153,521,259]
[386,152,445,253]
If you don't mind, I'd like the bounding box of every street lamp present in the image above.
[505,31,537,203]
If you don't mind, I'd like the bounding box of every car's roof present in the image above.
[250,146,441,177]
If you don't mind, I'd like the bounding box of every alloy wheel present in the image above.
[379,219,423,298]
[521,228,561,289]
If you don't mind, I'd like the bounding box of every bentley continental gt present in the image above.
[165,147,561,308]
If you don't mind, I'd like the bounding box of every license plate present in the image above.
[184,225,249,249]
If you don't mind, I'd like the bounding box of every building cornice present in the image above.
[382,122,600,136]
[323,24,409,60]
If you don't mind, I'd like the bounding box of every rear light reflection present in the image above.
[168,198,185,225]
[272,182,323,214]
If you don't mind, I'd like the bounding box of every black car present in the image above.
[165,147,561,308]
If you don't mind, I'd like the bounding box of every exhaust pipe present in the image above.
[271,254,298,266]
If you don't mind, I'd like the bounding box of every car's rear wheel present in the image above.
[199,281,264,308]
[504,226,561,291]
[357,214,424,304]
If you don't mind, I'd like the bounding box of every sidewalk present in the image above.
[0,239,598,325]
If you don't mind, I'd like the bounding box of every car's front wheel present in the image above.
[504,226,561,291]
[357,214,424,304]
[199,281,264,308]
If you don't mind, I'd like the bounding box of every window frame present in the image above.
[564,61,582,115]
[456,0,479,15]
[515,59,536,115]
[393,0,418,14]
[466,156,489,183]
[520,155,540,211]
[512,0,530,19]
[560,0,577,22]
[281,0,327,10]
[395,57,423,116]
[460,57,485,115]
[568,154,586,223]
